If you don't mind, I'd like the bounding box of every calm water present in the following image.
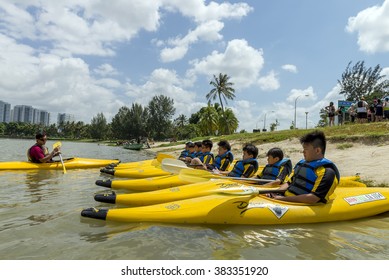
[1,138,389,260]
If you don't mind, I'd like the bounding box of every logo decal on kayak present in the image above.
[165,203,180,210]
[218,182,246,189]
[240,202,288,219]
[344,192,386,205]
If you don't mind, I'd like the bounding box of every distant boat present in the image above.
[123,143,144,151]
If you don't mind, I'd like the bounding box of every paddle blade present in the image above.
[161,158,189,174]
[156,153,175,163]
[53,141,62,149]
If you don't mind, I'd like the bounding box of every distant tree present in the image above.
[0,122,5,135]
[147,95,175,140]
[197,104,218,136]
[128,103,149,139]
[174,114,188,128]
[270,119,280,131]
[317,108,328,127]
[90,112,107,140]
[206,73,236,134]
[220,108,238,134]
[189,112,201,124]
[338,61,389,101]
[111,106,131,140]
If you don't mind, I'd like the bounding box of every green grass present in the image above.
[336,143,353,150]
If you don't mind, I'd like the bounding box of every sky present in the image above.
[1,0,389,131]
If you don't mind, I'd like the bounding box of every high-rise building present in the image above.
[0,100,11,123]
[57,113,75,126]
[12,105,34,123]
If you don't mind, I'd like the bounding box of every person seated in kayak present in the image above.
[190,139,214,168]
[183,142,196,163]
[193,141,203,158]
[178,141,193,161]
[214,143,258,178]
[207,140,234,171]
[266,130,340,204]
[256,147,292,186]
[27,133,60,163]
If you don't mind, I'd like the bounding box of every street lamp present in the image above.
[263,111,275,131]
[294,94,309,129]
[305,112,309,129]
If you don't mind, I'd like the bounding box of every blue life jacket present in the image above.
[200,151,214,165]
[261,158,292,180]
[195,151,203,158]
[178,149,189,159]
[228,158,258,178]
[213,151,234,171]
[288,158,340,195]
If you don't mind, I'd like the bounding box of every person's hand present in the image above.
[52,147,61,157]
[212,169,221,175]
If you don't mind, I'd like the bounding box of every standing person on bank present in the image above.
[266,130,340,204]
[326,102,336,126]
[27,133,60,163]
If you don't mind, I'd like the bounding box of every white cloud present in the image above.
[125,68,199,116]
[258,71,280,91]
[160,20,224,62]
[346,0,389,53]
[281,64,298,73]
[381,67,389,78]
[189,39,265,89]
[94,64,119,77]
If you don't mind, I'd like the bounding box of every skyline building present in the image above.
[0,100,11,123]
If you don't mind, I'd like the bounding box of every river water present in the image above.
[1,138,389,260]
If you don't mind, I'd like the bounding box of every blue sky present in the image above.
[1,0,388,131]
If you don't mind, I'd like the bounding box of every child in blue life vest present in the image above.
[183,142,196,163]
[256,147,292,185]
[214,143,258,178]
[178,141,193,161]
[190,139,214,168]
[206,140,234,171]
[266,130,340,204]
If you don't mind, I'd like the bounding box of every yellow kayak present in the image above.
[104,159,154,169]
[100,165,171,178]
[0,157,120,170]
[94,178,366,206]
[95,174,188,191]
[82,186,389,225]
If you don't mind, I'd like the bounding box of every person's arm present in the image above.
[39,147,60,163]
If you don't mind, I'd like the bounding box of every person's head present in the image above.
[185,141,193,150]
[266,147,284,165]
[194,141,202,152]
[217,140,231,155]
[300,130,326,161]
[329,102,334,106]
[386,98,389,102]
[187,142,195,153]
[35,132,47,145]
[201,139,213,152]
[242,143,258,160]
[377,99,382,104]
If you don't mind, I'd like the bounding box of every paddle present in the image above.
[53,142,66,174]
[177,166,275,183]
[161,158,188,174]
[151,153,175,167]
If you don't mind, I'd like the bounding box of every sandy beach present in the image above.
[149,137,389,185]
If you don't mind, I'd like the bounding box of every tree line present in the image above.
[0,74,240,141]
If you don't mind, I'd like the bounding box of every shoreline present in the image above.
[148,138,389,185]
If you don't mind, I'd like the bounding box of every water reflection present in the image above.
[24,170,61,203]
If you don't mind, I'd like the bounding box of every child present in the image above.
[257,147,292,185]
[183,142,196,162]
[190,139,214,168]
[178,141,193,161]
[214,143,258,178]
[207,140,234,171]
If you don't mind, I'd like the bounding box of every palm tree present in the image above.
[206,73,235,134]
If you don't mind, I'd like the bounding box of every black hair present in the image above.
[194,141,202,148]
[217,140,231,151]
[300,130,327,155]
[187,142,195,148]
[266,147,284,160]
[243,143,258,158]
[202,139,213,150]
[35,132,46,139]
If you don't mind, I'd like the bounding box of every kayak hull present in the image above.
[94,178,367,206]
[101,166,171,178]
[82,187,389,225]
[96,174,188,191]
[0,157,120,170]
